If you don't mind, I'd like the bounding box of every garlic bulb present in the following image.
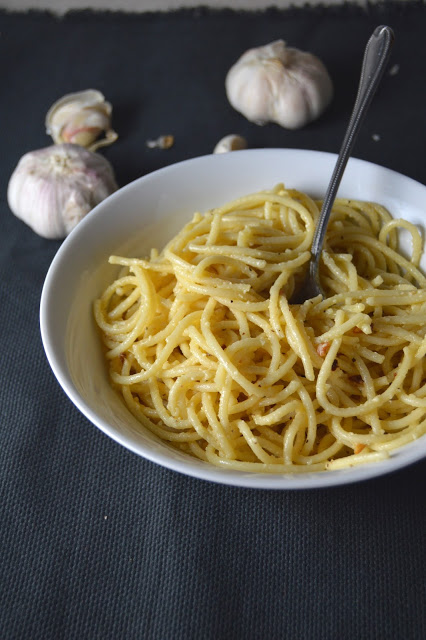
[45,89,118,151]
[213,134,247,154]
[8,143,118,239]
[225,40,333,129]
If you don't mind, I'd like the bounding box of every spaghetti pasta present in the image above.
[94,184,426,473]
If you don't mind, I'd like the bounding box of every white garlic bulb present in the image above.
[213,134,248,154]
[45,89,118,151]
[225,40,333,129]
[8,143,118,239]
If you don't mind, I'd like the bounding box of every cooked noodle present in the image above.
[94,184,426,472]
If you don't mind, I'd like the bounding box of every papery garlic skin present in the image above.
[225,40,333,130]
[45,89,118,151]
[213,134,247,154]
[7,143,118,239]
[146,134,175,150]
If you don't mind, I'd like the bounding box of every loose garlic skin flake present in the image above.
[225,40,333,129]
[8,144,118,239]
[45,89,118,151]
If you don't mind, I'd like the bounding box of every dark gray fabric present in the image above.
[1,5,425,639]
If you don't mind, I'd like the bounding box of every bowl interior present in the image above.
[40,149,426,489]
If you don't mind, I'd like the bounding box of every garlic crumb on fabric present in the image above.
[225,40,333,129]
[213,134,248,154]
[146,135,175,149]
[45,89,118,151]
[7,143,118,239]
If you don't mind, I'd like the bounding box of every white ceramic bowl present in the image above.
[40,149,426,489]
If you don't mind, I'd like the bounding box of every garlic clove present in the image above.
[7,143,118,239]
[225,40,333,130]
[45,89,118,151]
[213,134,248,154]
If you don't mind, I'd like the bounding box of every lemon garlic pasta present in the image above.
[94,184,426,473]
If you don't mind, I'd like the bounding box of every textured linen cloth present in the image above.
[1,4,425,639]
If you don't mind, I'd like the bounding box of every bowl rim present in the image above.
[40,148,426,489]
